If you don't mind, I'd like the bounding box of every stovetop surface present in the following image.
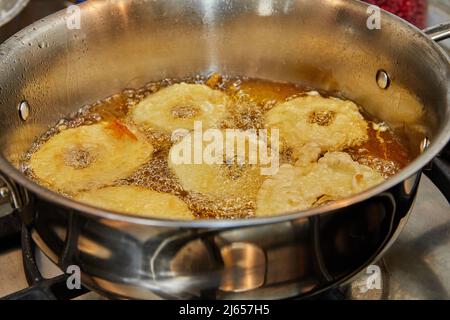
[0,0,449,300]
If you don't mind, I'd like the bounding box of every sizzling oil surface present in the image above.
[22,75,412,219]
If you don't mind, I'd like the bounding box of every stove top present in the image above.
[0,0,449,300]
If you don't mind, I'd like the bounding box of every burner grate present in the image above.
[2,226,88,300]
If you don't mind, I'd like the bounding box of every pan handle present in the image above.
[420,23,450,202]
[0,173,23,218]
[423,22,450,42]
[423,143,450,203]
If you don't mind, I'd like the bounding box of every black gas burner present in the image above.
[2,226,88,300]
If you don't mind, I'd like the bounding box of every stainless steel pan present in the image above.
[0,0,449,299]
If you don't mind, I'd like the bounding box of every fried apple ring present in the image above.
[264,95,368,155]
[168,130,268,206]
[29,121,153,194]
[130,83,230,132]
[76,186,194,219]
[256,152,385,216]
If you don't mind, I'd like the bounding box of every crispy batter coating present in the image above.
[76,186,194,219]
[265,95,368,155]
[256,152,385,216]
[168,130,268,206]
[130,83,230,132]
[29,122,153,194]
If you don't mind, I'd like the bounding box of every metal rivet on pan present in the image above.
[376,70,390,89]
[420,137,430,153]
[18,100,30,121]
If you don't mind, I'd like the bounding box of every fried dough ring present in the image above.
[256,152,385,216]
[130,83,230,132]
[265,95,368,155]
[76,186,194,220]
[29,122,153,194]
[168,130,267,201]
